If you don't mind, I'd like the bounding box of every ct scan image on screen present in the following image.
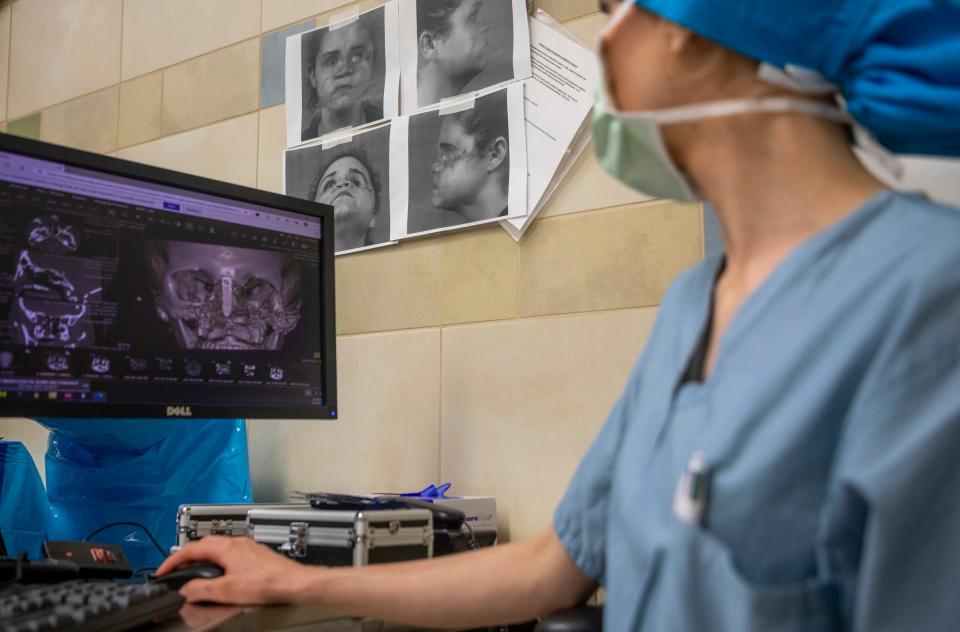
[0,149,329,415]
[144,240,303,351]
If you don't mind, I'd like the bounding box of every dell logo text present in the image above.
[166,406,193,417]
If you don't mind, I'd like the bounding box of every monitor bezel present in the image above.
[0,132,338,421]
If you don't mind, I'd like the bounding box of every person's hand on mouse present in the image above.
[156,536,311,605]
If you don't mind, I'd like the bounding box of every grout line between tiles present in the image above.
[437,326,444,486]
[11,31,259,122]
[255,26,263,186]
[336,303,662,341]
[10,0,389,122]
[4,1,13,123]
[119,108,259,153]
[158,69,166,147]
[515,229,522,320]
[114,0,124,154]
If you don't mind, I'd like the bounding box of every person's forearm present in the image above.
[287,527,594,628]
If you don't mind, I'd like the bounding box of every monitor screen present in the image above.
[0,134,337,419]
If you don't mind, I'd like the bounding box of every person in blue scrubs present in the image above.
[158,0,960,629]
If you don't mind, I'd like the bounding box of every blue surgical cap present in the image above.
[632,0,960,157]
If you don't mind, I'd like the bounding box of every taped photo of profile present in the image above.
[286,3,400,147]
[399,0,532,112]
[393,83,527,237]
[285,124,395,255]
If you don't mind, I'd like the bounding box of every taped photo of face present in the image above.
[285,124,394,255]
[396,83,527,237]
[286,3,400,147]
[399,0,532,112]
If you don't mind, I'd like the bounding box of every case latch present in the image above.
[209,518,236,536]
[279,522,309,559]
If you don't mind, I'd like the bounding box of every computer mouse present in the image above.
[151,562,225,590]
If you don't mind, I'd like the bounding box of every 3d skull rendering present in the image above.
[146,240,303,351]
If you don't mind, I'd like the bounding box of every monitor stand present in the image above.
[36,418,252,570]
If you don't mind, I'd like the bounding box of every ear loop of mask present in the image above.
[760,63,904,181]
[606,96,854,127]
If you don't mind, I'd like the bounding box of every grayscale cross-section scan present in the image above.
[9,214,101,348]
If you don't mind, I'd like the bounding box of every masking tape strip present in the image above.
[322,135,354,150]
[438,96,477,116]
[329,6,360,30]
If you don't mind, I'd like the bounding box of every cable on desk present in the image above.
[83,522,167,559]
[462,520,479,550]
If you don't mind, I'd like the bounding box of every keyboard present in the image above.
[0,580,184,632]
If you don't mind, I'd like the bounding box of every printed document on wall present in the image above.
[504,13,599,240]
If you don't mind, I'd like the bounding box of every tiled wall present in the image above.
[0,0,703,542]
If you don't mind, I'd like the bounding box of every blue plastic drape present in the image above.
[0,440,51,559]
[37,418,252,570]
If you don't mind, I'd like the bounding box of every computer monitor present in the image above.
[0,133,337,420]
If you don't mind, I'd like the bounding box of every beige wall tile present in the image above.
[561,10,607,47]
[40,87,119,154]
[440,307,658,541]
[162,40,260,136]
[540,145,650,219]
[118,73,162,148]
[121,0,260,80]
[0,4,10,121]
[8,0,122,118]
[118,113,259,188]
[0,419,49,482]
[257,105,286,193]
[535,0,597,23]
[519,201,702,317]
[0,122,6,133]
[7,112,40,139]
[248,329,441,500]
[261,0,353,32]
[336,239,442,335]
[358,0,387,10]
[441,225,519,325]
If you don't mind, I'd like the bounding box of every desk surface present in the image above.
[154,603,422,632]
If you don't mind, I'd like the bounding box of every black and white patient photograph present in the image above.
[398,84,527,236]
[399,0,531,112]
[285,125,394,254]
[144,240,304,351]
[286,3,399,147]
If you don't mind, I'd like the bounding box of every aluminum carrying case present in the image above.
[176,503,310,546]
[247,507,434,566]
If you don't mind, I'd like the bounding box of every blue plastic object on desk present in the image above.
[37,418,252,570]
[0,441,51,559]
[400,483,454,499]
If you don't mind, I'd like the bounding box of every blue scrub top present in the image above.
[555,190,960,631]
